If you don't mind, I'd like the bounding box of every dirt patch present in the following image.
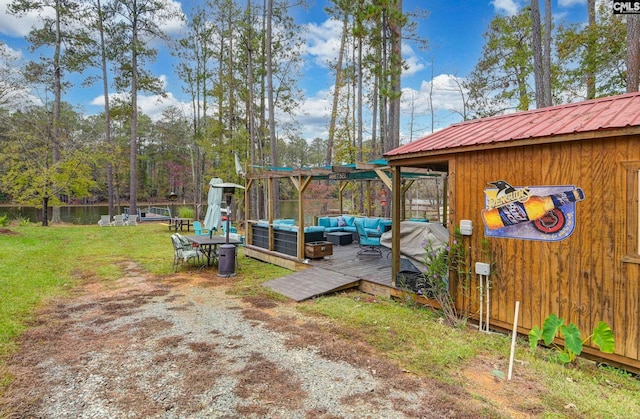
[0,228,17,236]
[461,355,547,417]
[0,262,539,418]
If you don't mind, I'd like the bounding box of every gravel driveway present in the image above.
[0,262,500,418]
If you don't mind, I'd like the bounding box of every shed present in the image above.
[384,91,640,371]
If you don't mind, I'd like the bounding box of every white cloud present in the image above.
[0,41,22,60]
[292,88,332,140]
[293,74,467,142]
[90,90,191,122]
[304,19,343,67]
[0,0,50,37]
[491,0,521,16]
[157,0,186,35]
[402,74,467,114]
[558,0,586,7]
[402,42,426,76]
[304,19,425,76]
[0,0,184,38]
[397,74,469,138]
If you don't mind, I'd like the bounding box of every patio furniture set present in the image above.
[249,215,392,259]
[97,214,138,227]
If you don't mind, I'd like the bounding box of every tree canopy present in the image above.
[1,1,639,225]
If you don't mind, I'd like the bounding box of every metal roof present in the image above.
[385,92,640,158]
[247,161,442,181]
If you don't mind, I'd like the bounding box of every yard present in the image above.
[1,223,639,417]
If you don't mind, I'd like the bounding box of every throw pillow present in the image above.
[337,216,346,227]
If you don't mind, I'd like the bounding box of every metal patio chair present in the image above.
[354,221,383,258]
[171,234,205,271]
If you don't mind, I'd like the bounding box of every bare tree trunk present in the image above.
[129,10,139,219]
[429,57,434,130]
[356,8,363,161]
[542,0,552,105]
[257,0,267,220]
[388,0,402,151]
[586,0,596,99]
[96,0,114,219]
[326,14,348,167]
[627,15,640,92]
[246,0,258,220]
[371,60,379,155]
[531,0,545,108]
[266,0,278,218]
[51,0,62,224]
[380,13,388,152]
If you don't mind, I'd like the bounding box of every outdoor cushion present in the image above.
[324,226,344,233]
[342,215,355,226]
[364,218,380,230]
[274,219,295,225]
[171,234,204,271]
[317,217,331,228]
[304,226,325,233]
[315,216,388,236]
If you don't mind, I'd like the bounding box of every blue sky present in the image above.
[0,0,589,144]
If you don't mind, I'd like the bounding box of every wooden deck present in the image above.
[262,243,394,301]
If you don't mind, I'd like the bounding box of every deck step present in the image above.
[263,267,359,301]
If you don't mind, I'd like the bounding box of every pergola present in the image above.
[241,160,446,279]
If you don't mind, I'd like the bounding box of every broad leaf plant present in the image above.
[529,313,615,364]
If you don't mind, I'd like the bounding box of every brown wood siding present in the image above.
[450,135,640,367]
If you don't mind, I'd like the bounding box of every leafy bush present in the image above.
[0,215,8,227]
[177,206,195,219]
[418,239,458,325]
[529,313,615,364]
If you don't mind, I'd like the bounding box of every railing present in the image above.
[145,206,172,218]
[125,206,172,221]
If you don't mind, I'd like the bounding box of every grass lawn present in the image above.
[1,222,639,417]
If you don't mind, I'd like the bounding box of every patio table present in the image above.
[169,217,193,232]
[185,235,241,267]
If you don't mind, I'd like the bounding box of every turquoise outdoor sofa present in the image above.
[250,219,325,257]
[316,215,392,238]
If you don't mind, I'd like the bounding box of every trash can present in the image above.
[217,244,236,277]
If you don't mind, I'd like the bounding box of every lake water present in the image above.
[0,200,334,225]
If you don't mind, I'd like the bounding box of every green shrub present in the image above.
[0,214,8,227]
[177,206,195,218]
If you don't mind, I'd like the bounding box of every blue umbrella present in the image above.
[204,178,223,236]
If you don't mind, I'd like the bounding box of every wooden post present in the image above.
[245,178,253,244]
[291,174,312,259]
[391,166,401,286]
[268,179,274,252]
[508,301,520,380]
[366,180,372,216]
[339,182,347,214]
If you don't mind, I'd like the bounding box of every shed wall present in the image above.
[450,135,640,368]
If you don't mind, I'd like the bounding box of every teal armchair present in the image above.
[354,221,382,258]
